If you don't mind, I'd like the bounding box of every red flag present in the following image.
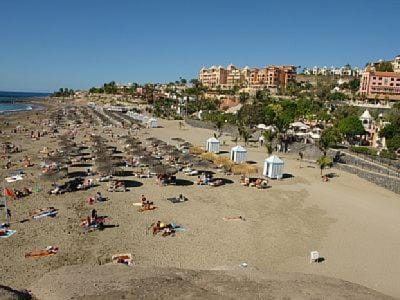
[3,188,14,198]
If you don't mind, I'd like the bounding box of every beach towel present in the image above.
[166,197,187,204]
[112,253,134,266]
[0,230,16,238]
[5,175,23,183]
[222,216,245,221]
[132,202,143,206]
[3,188,14,197]
[32,210,58,219]
[25,247,58,258]
[138,206,157,212]
[171,223,186,231]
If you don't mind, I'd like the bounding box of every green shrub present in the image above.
[350,146,378,156]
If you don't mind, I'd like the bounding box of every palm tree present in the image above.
[317,156,332,175]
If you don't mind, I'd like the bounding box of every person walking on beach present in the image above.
[6,208,11,225]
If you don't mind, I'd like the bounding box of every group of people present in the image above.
[150,221,176,237]
[82,209,105,230]
[141,194,154,210]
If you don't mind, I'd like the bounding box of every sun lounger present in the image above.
[209,179,224,187]
[0,229,16,238]
[5,175,24,183]
[32,210,58,219]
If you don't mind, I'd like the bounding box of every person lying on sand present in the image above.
[222,216,246,221]
[25,246,58,258]
[149,221,165,235]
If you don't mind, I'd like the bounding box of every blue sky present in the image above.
[0,0,399,92]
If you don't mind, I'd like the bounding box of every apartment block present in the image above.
[359,71,400,101]
[198,64,296,90]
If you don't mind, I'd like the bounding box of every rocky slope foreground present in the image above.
[28,265,393,300]
[0,285,31,300]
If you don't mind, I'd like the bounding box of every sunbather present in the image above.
[25,246,58,258]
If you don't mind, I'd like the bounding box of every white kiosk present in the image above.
[263,155,284,179]
[230,145,247,164]
[206,137,220,154]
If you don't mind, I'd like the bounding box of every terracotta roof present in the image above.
[368,71,400,78]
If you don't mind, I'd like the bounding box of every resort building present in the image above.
[359,71,400,101]
[198,66,228,88]
[199,64,297,90]
[393,55,400,73]
[303,65,361,77]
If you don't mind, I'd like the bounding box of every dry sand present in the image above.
[1,105,400,299]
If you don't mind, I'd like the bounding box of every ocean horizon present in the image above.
[0,91,49,113]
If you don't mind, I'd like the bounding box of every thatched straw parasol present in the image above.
[139,156,161,166]
[213,156,234,170]
[189,146,205,155]
[150,165,178,176]
[171,137,185,142]
[192,159,215,169]
[231,164,258,175]
[41,168,68,181]
[177,154,197,164]
[200,152,217,162]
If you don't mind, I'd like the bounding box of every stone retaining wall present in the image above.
[329,150,399,178]
[334,164,400,194]
[185,119,239,136]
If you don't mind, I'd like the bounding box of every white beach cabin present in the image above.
[206,137,220,153]
[230,145,247,163]
[263,155,284,179]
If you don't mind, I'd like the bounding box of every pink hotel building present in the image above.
[359,71,400,101]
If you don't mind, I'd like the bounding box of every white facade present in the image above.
[206,137,220,153]
[230,145,247,164]
[263,155,284,179]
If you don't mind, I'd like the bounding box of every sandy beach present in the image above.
[1,103,400,299]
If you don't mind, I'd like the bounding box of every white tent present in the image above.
[263,155,284,179]
[230,145,247,164]
[206,137,220,153]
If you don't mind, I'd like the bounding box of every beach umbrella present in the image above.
[179,142,193,149]
[213,156,234,170]
[165,149,182,158]
[177,154,197,164]
[150,165,178,175]
[200,152,217,162]
[128,148,148,157]
[192,159,215,169]
[139,156,161,166]
[171,137,185,142]
[231,164,258,175]
[189,146,205,155]
[41,168,68,181]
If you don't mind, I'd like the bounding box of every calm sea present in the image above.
[0,91,49,113]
